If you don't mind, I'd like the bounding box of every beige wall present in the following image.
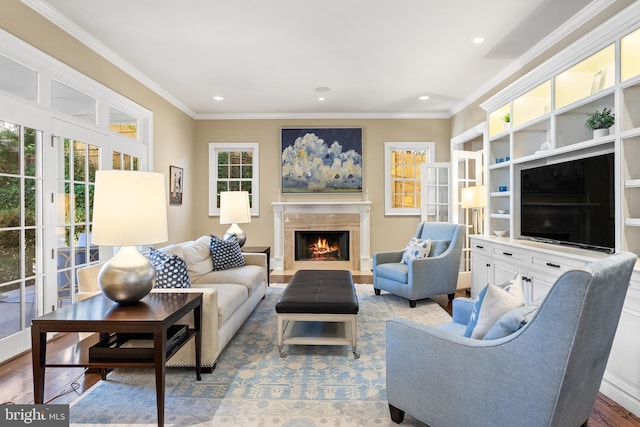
[1,0,196,244]
[194,118,451,255]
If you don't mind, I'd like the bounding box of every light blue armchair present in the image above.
[373,222,464,307]
[385,252,637,427]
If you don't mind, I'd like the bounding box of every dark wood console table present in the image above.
[31,292,202,427]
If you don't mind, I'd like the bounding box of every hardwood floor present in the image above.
[1,273,638,427]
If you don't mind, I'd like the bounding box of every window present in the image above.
[109,107,138,140]
[384,142,435,215]
[51,80,97,124]
[209,143,260,216]
[0,55,37,102]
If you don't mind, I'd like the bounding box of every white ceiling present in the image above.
[26,0,600,119]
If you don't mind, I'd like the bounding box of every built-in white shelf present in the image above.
[626,218,640,227]
[625,179,640,188]
[490,191,511,197]
[490,213,511,219]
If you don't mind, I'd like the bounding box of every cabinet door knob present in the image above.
[546,262,561,269]
[503,252,513,256]
[476,245,484,249]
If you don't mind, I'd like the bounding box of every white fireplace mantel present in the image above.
[272,201,372,271]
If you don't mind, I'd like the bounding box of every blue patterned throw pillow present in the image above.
[401,238,432,264]
[148,247,191,288]
[210,234,246,271]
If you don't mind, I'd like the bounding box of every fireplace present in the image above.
[295,231,350,262]
[273,201,372,271]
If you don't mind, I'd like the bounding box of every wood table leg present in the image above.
[154,329,167,427]
[31,325,46,403]
[194,301,202,381]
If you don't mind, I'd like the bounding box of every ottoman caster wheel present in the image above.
[353,352,360,359]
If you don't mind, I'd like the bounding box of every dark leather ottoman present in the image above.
[275,270,359,358]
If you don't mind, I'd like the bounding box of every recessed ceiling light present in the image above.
[318,97,326,101]
[473,37,485,44]
[213,96,224,101]
[315,86,331,93]
[419,95,430,101]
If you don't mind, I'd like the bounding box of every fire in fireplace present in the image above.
[295,231,350,261]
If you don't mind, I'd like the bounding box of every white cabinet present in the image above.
[469,236,582,303]
[601,269,640,416]
[469,236,595,302]
[469,239,492,297]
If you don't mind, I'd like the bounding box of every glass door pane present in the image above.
[54,136,100,307]
[0,121,43,341]
[420,162,450,223]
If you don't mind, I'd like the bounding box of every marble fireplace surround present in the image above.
[272,201,372,272]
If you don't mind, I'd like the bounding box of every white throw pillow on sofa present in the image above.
[181,236,214,279]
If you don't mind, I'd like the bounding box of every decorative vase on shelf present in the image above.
[593,128,609,139]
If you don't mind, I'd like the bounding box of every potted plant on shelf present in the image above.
[502,112,511,130]
[585,107,615,138]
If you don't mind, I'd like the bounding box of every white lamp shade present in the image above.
[460,185,487,209]
[92,170,168,246]
[220,191,251,224]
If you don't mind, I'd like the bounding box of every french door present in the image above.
[0,98,47,362]
[0,112,147,363]
[51,120,107,309]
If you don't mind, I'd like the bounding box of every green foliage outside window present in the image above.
[0,124,38,285]
[216,150,254,208]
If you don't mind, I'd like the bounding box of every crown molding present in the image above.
[194,112,450,120]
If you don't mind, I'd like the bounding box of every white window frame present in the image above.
[384,141,436,216]
[208,142,260,216]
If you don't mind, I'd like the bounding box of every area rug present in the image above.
[69,284,451,426]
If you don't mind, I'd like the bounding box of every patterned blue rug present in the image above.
[70,284,451,426]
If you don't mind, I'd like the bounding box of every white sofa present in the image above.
[76,235,268,371]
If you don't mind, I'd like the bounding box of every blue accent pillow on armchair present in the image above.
[464,285,489,337]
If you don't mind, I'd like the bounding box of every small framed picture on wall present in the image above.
[169,165,183,205]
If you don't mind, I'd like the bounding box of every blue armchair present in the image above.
[385,252,637,427]
[373,222,464,307]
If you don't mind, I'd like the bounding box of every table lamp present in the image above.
[91,170,168,304]
[219,191,251,247]
[461,185,487,236]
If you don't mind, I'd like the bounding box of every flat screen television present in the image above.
[519,152,615,253]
